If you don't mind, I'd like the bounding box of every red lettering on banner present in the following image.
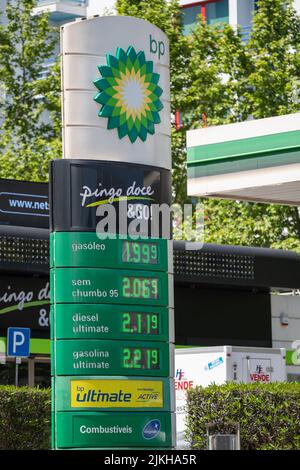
[250,374,270,382]
[175,380,194,390]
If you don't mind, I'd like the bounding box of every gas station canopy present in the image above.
[187,113,300,205]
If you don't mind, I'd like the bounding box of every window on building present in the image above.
[206,0,229,25]
[181,1,229,36]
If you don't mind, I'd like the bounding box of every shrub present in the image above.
[0,386,51,450]
[186,382,300,450]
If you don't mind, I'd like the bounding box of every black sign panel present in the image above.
[0,275,50,338]
[174,285,272,348]
[0,179,49,228]
[50,160,171,235]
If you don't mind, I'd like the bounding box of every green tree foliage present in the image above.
[117,0,191,201]
[201,0,300,252]
[117,0,190,109]
[0,386,50,450]
[0,0,61,181]
[0,0,299,251]
[117,0,300,252]
[246,0,300,118]
[204,199,300,249]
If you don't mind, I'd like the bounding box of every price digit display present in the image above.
[122,312,159,335]
[122,347,160,370]
[122,276,159,299]
[122,241,158,265]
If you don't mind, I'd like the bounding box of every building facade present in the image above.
[180,0,300,40]
[32,0,115,22]
[0,0,299,43]
[29,1,300,38]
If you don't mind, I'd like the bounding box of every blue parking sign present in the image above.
[7,328,31,357]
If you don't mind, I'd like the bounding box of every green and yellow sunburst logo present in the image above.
[93,46,164,143]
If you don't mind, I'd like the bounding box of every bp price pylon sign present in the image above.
[50,16,175,449]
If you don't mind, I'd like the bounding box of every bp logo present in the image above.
[93,46,163,143]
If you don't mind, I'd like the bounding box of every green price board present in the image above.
[50,232,172,272]
[51,304,174,342]
[54,411,175,449]
[51,268,173,307]
[52,376,173,412]
[52,340,173,377]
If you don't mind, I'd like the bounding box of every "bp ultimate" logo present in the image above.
[71,380,164,408]
[93,45,163,143]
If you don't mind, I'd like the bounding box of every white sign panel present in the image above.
[61,16,171,170]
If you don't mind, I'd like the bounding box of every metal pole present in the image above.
[15,357,19,387]
[28,358,35,388]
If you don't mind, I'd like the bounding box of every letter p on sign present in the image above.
[7,328,31,358]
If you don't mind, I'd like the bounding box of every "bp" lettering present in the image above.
[150,34,165,60]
